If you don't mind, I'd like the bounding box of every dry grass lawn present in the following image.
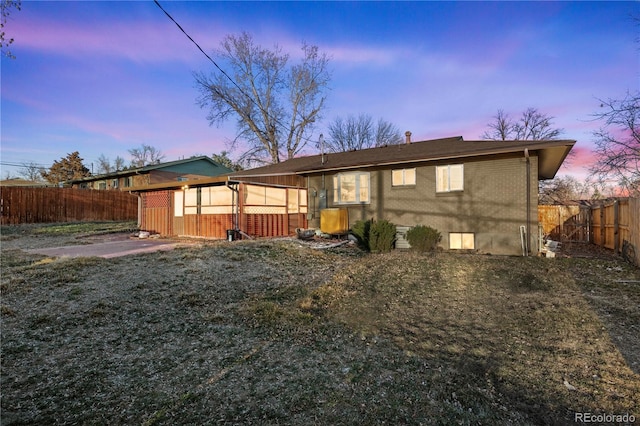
[1,222,638,425]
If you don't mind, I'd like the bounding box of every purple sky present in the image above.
[1,1,637,181]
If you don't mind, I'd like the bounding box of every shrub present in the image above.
[406,225,442,252]
[369,219,397,253]
[351,219,372,251]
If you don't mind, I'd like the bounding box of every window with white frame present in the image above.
[333,172,370,204]
[392,168,416,186]
[449,232,475,249]
[436,164,464,193]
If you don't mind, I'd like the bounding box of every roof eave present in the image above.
[126,175,233,192]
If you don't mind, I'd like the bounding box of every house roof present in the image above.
[67,156,231,184]
[0,178,54,187]
[230,137,575,180]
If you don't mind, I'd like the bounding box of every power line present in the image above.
[153,0,321,155]
[0,161,49,168]
[153,0,249,106]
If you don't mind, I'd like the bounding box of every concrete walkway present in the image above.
[26,235,192,259]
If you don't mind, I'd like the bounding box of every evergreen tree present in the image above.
[41,151,91,185]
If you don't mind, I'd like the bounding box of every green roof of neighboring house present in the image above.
[67,156,233,184]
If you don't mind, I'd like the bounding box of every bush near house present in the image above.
[350,219,372,251]
[369,219,397,253]
[351,219,396,253]
[406,225,442,252]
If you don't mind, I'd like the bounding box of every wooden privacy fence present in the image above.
[538,204,589,242]
[0,187,138,225]
[539,198,639,266]
[591,198,639,262]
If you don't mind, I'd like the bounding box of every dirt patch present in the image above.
[558,240,624,261]
[1,222,638,424]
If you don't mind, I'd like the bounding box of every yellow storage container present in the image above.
[320,208,349,234]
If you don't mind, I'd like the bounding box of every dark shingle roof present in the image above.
[231,136,575,180]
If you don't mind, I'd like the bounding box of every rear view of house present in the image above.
[231,136,575,255]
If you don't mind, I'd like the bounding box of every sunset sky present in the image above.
[1,1,637,181]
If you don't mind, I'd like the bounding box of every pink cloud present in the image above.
[12,14,214,64]
[326,45,408,67]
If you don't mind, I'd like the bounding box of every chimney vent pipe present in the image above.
[405,131,412,144]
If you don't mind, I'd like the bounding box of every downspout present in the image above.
[137,193,142,229]
[225,180,240,233]
[525,148,531,256]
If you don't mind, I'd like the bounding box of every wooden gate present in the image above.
[538,205,590,242]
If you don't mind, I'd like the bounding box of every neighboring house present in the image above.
[0,179,54,187]
[67,156,233,190]
[132,136,575,255]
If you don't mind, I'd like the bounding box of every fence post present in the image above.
[613,200,620,253]
[599,206,605,247]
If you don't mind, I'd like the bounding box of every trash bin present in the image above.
[226,229,235,242]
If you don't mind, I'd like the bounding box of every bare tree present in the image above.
[114,156,126,171]
[589,91,640,196]
[18,161,45,182]
[97,154,127,174]
[483,107,563,140]
[482,109,513,141]
[128,144,165,168]
[325,114,403,152]
[539,175,594,204]
[97,154,113,174]
[1,0,20,59]
[195,32,331,164]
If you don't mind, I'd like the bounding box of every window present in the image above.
[436,164,464,193]
[392,168,416,186]
[184,188,199,215]
[287,188,308,214]
[177,186,234,216]
[111,179,119,189]
[123,177,132,188]
[333,172,370,204]
[244,184,287,214]
[449,232,475,250]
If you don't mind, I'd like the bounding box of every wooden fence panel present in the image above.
[1,187,138,225]
[592,205,603,246]
[539,199,639,266]
[603,203,616,250]
[590,198,639,265]
[629,198,640,266]
[538,205,586,241]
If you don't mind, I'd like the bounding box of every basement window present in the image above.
[436,164,464,193]
[449,232,475,250]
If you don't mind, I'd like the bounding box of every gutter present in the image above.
[225,180,240,234]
